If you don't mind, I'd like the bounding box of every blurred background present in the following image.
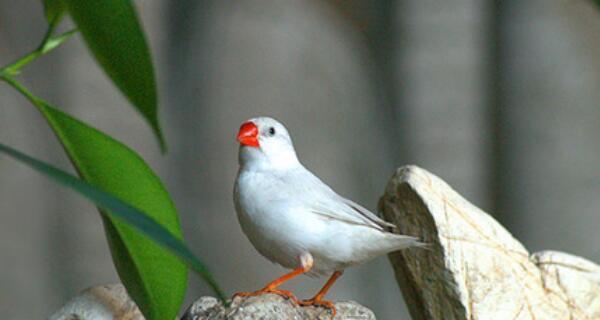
[1,0,600,319]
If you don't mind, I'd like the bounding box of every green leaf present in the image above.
[0,141,226,305]
[62,0,165,151]
[43,0,66,27]
[32,104,185,319]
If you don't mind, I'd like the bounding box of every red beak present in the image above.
[237,121,260,147]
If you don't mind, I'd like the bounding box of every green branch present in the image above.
[0,23,78,125]
[0,28,77,77]
[0,75,53,124]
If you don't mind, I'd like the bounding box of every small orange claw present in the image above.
[298,270,342,317]
[233,266,309,305]
[300,298,337,317]
[232,288,301,305]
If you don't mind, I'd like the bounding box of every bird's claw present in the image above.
[232,288,301,305]
[300,298,337,317]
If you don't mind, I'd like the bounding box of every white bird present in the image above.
[233,116,424,315]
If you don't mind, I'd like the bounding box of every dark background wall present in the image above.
[1,1,599,319]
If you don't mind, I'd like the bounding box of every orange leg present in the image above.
[300,270,343,317]
[233,256,313,305]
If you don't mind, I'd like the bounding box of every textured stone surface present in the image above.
[379,165,600,320]
[49,284,144,320]
[181,294,376,320]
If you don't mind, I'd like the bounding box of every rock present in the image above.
[379,165,600,320]
[181,294,376,320]
[49,284,144,320]
[531,251,600,318]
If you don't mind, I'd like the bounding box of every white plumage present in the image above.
[233,117,423,312]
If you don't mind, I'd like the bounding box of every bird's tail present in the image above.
[351,231,429,263]
[384,233,429,253]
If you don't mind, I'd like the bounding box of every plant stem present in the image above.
[0,75,45,110]
[0,28,77,77]
[39,18,60,50]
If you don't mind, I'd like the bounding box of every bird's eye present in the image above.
[268,127,276,136]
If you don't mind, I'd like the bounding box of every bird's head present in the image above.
[236,117,299,170]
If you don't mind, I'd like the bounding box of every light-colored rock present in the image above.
[531,251,600,318]
[49,284,144,320]
[379,165,600,320]
[50,286,375,320]
[181,294,376,320]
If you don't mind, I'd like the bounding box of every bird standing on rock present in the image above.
[233,117,424,316]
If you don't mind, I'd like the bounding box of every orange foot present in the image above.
[300,298,337,317]
[233,288,301,305]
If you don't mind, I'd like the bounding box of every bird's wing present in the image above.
[338,196,397,229]
[284,166,396,230]
[307,193,396,231]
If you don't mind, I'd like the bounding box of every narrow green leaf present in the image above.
[36,104,184,319]
[1,75,192,317]
[0,142,226,305]
[62,0,165,150]
[43,0,66,27]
